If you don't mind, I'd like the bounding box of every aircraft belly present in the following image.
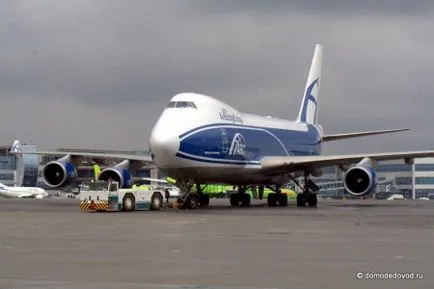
[162,166,270,185]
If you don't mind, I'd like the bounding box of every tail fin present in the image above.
[11,140,22,152]
[296,44,323,124]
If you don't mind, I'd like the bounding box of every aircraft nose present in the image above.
[149,131,180,164]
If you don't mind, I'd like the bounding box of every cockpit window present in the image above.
[166,101,197,109]
[167,101,176,108]
[176,101,189,108]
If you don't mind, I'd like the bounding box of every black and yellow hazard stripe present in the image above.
[80,201,109,211]
[93,202,109,211]
[80,202,91,210]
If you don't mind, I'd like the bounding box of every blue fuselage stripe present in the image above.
[176,123,322,166]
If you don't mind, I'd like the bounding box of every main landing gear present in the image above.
[291,173,319,208]
[266,185,288,207]
[174,173,319,210]
[196,184,210,207]
[229,185,288,207]
[176,180,209,210]
[229,186,251,207]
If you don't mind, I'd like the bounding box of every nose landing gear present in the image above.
[229,186,251,207]
[176,180,210,210]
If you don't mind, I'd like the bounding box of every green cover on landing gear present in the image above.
[165,177,296,200]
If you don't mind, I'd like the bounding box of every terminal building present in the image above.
[0,143,39,187]
[1,141,434,199]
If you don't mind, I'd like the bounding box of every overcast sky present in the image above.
[1,0,434,154]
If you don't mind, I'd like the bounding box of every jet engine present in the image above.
[98,160,133,188]
[343,158,378,197]
[42,155,77,188]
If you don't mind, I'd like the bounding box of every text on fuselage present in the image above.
[219,108,243,124]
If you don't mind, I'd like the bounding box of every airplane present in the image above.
[13,43,434,210]
[0,182,48,199]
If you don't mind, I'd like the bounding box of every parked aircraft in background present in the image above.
[13,44,434,210]
[0,182,48,199]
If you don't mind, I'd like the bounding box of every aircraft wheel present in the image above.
[230,194,239,206]
[150,192,163,211]
[267,193,277,207]
[278,194,288,207]
[185,195,198,210]
[308,194,317,207]
[199,194,210,207]
[240,194,251,207]
[122,193,135,212]
[296,194,306,207]
[177,198,187,210]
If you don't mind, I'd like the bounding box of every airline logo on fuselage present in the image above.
[228,133,246,156]
[219,108,243,124]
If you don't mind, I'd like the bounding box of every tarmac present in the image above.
[1,197,434,289]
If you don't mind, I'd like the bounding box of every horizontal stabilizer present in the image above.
[322,128,409,142]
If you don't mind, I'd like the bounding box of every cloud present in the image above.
[192,0,434,16]
[0,1,433,155]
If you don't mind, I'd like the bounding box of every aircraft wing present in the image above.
[260,150,434,175]
[10,150,153,163]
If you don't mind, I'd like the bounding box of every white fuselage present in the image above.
[149,93,322,185]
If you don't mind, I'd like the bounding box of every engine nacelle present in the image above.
[343,165,378,197]
[42,156,77,188]
[98,167,133,188]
